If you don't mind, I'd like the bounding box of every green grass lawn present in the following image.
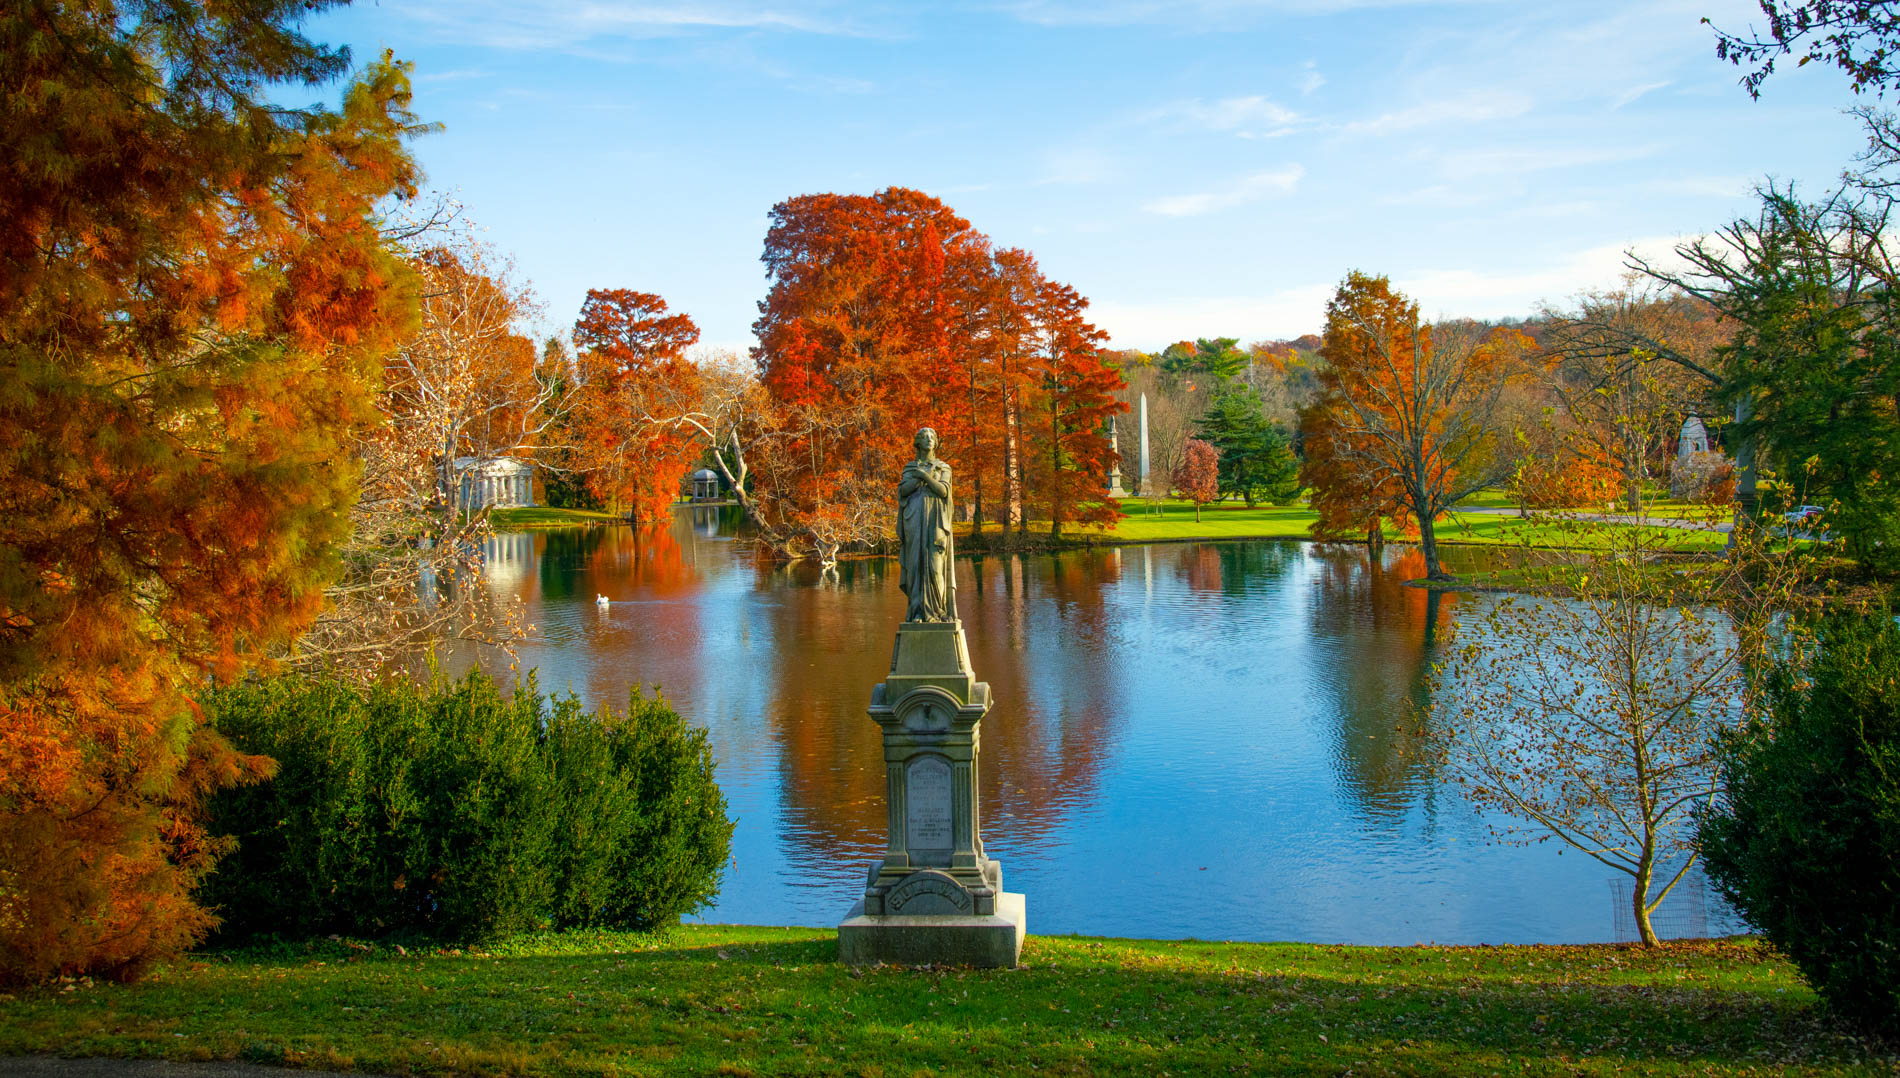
[1083,499,1322,542]
[488,506,627,529]
[1076,499,1725,554]
[1431,508,1729,553]
[1,926,1887,1077]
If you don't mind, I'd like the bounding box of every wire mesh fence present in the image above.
[1607,863,1749,941]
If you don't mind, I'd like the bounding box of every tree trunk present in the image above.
[1623,420,1645,512]
[1049,404,1062,539]
[1194,500,1202,523]
[1416,507,1448,581]
[1003,396,1023,539]
[1727,398,1758,554]
[970,368,984,539]
[1632,859,1659,947]
[1367,517,1384,556]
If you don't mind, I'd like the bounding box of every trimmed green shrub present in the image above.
[199,670,731,942]
[1699,609,1900,1036]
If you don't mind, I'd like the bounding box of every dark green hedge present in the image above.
[199,670,732,943]
[1700,610,1900,1037]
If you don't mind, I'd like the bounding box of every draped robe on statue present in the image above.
[898,456,957,622]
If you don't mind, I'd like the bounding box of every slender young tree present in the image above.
[1173,439,1221,523]
[1428,518,1804,945]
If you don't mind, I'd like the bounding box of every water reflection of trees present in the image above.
[969,551,1126,856]
[761,548,1129,878]
[525,517,706,605]
[1305,545,1458,818]
[754,554,904,880]
[1168,541,1298,599]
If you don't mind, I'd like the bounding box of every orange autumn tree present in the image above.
[571,289,702,521]
[1301,273,1523,581]
[753,188,980,556]
[1021,269,1125,537]
[751,189,1125,555]
[1298,401,1410,552]
[1511,414,1625,510]
[0,3,424,982]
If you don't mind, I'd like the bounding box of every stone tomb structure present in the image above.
[838,428,1026,967]
[454,455,535,511]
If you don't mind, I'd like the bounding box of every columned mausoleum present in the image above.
[455,456,536,511]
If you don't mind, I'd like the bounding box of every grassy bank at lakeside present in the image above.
[2,925,1887,1077]
[487,506,628,529]
[1062,499,1726,554]
[489,498,1725,557]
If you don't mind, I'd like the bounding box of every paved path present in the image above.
[0,1060,358,1078]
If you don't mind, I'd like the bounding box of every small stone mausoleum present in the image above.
[455,456,535,511]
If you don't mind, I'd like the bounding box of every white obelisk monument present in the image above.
[1138,392,1150,494]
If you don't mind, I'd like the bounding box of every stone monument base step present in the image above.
[837,892,1025,968]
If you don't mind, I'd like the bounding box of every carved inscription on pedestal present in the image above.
[885,869,974,914]
[905,755,953,857]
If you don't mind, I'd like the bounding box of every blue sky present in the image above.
[308,0,1867,351]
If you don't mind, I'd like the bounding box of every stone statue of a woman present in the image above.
[898,427,956,623]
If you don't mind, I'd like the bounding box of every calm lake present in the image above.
[475,507,1737,945]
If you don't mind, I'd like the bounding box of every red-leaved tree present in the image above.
[572,289,703,521]
[750,189,1125,555]
[1174,439,1221,522]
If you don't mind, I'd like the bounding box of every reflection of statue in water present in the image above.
[898,427,957,622]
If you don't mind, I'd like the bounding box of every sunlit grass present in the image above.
[1082,499,1321,542]
[489,506,627,528]
[1,925,1886,1076]
[1433,509,1729,553]
[1069,498,1725,554]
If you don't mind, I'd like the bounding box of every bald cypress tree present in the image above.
[0,1,424,982]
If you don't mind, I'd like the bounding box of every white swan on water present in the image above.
[596,594,610,608]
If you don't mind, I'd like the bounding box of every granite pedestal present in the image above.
[837,619,1025,967]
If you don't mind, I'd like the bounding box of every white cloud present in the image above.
[1142,165,1305,215]
[1378,184,1488,208]
[414,68,490,84]
[1142,95,1305,138]
[1002,0,1490,28]
[1402,234,1699,316]
[1610,80,1671,110]
[1296,63,1325,95]
[1090,235,1704,349]
[396,1,879,50]
[1344,92,1533,136]
[1435,143,1660,180]
[1092,283,1337,349]
[1037,145,1121,185]
[1648,175,1753,199]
